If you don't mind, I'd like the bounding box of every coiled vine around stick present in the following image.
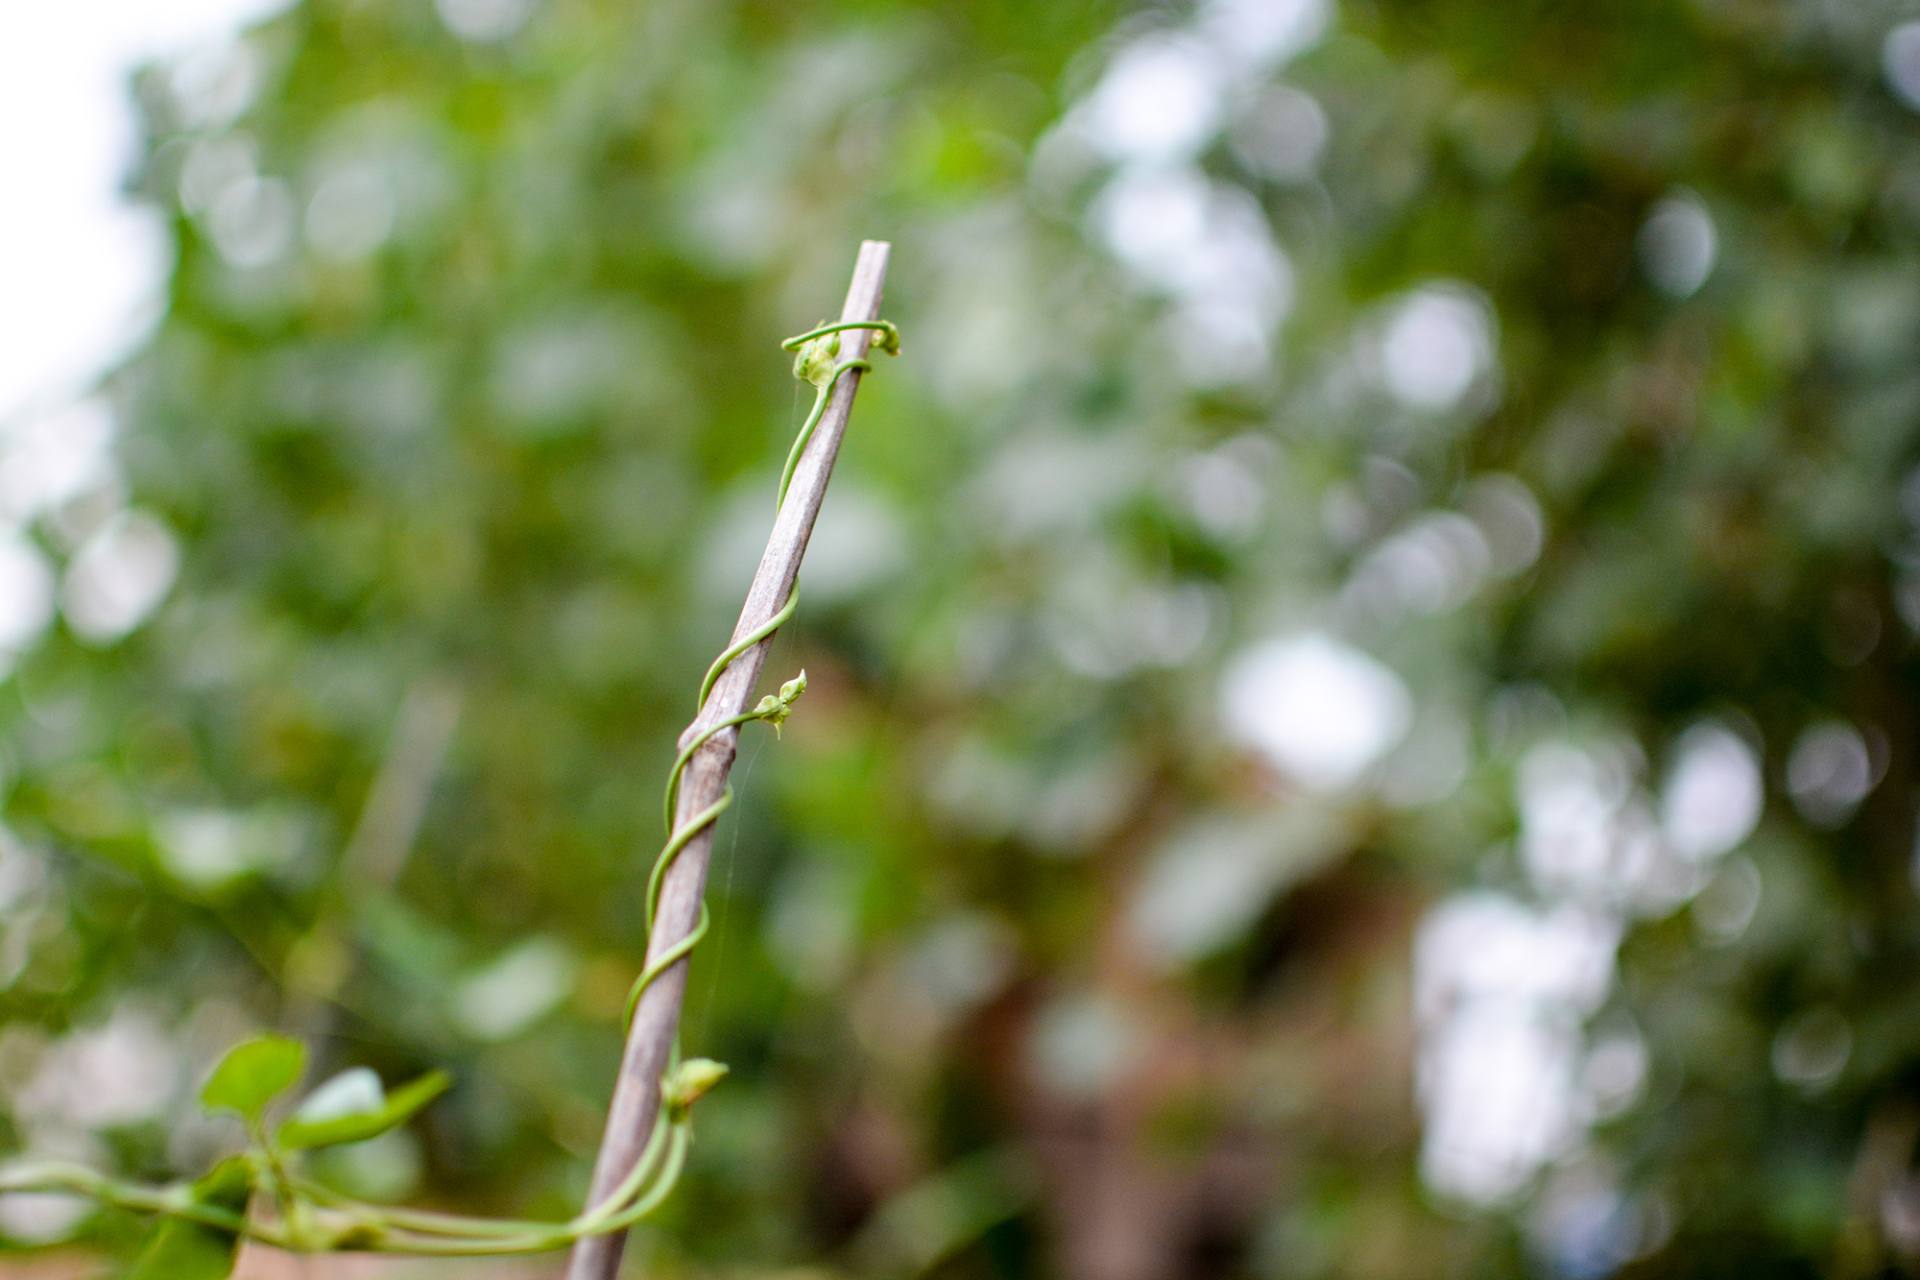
[0,318,899,1276]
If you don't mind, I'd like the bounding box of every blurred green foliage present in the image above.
[5,0,1920,1276]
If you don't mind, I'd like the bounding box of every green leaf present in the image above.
[127,1157,252,1280]
[130,1210,235,1279]
[277,1068,452,1151]
[200,1035,306,1121]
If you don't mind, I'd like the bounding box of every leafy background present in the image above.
[4,0,1920,1275]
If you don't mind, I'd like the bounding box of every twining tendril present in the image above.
[622,318,900,1032]
[0,317,900,1264]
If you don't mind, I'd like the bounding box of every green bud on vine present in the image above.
[792,331,842,388]
[663,1058,729,1116]
[751,669,807,737]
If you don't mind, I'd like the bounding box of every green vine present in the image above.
[0,318,898,1275]
[625,316,899,1030]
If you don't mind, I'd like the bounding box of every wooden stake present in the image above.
[564,241,892,1280]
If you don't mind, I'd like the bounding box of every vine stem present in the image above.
[564,240,893,1280]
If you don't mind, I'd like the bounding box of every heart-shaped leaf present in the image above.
[201,1035,306,1121]
[277,1068,451,1151]
[127,1156,252,1280]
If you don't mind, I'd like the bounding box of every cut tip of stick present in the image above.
[853,239,891,286]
